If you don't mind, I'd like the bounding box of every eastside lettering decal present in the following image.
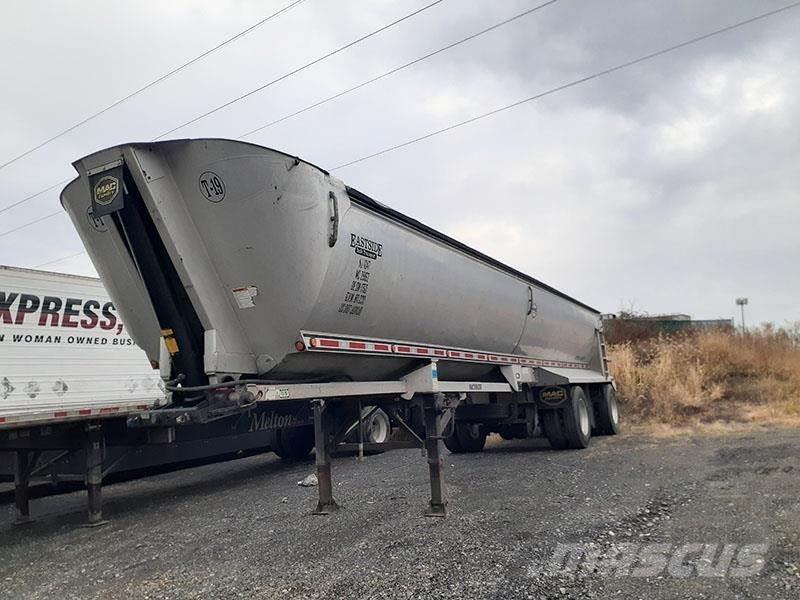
[350,233,383,260]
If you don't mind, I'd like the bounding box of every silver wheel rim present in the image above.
[609,394,619,425]
[367,411,390,444]
[578,401,590,437]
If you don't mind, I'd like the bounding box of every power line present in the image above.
[331,1,800,170]
[0,177,72,215]
[239,0,558,139]
[0,210,64,239]
[0,0,308,173]
[154,0,448,140]
[33,250,87,269]
[9,0,799,265]
[0,0,446,218]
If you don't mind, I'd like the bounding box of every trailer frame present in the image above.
[128,358,610,517]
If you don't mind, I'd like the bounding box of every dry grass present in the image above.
[608,328,800,431]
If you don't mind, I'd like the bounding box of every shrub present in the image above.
[608,327,800,427]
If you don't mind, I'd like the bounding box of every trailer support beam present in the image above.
[423,394,448,517]
[311,399,339,515]
[84,424,107,527]
[14,450,33,524]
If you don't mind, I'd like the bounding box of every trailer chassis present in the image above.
[130,359,609,517]
[3,358,610,523]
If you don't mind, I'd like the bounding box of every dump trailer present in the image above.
[60,138,619,517]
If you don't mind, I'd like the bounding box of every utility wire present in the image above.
[0,177,72,215]
[238,0,558,139]
[0,0,445,217]
[154,0,448,139]
[331,1,800,170]
[0,210,64,238]
[0,0,308,173]
[33,250,87,269]
[13,1,800,268]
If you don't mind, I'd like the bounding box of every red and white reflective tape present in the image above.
[303,332,589,370]
[309,337,392,353]
[394,345,447,357]
[0,404,153,427]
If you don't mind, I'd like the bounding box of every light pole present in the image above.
[735,297,748,332]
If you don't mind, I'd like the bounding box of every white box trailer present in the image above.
[0,265,164,427]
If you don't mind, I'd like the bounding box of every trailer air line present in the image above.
[0,0,308,173]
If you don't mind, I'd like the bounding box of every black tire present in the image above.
[562,387,592,449]
[270,426,315,460]
[543,409,568,449]
[443,427,463,453]
[593,384,620,436]
[444,422,487,453]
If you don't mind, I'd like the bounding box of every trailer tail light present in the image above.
[295,340,306,352]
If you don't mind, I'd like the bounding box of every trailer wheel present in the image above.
[593,384,620,436]
[561,387,592,449]
[270,426,315,460]
[364,408,391,444]
[444,423,486,453]
[542,409,568,450]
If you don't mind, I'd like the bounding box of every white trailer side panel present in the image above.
[0,265,164,428]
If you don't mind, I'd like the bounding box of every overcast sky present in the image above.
[0,0,797,327]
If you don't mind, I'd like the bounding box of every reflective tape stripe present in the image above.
[0,404,155,428]
[314,338,341,349]
[302,331,591,370]
[311,337,394,353]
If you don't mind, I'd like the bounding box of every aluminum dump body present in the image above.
[61,139,602,388]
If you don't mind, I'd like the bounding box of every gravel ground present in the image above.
[1,427,799,599]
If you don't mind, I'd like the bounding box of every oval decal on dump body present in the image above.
[199,171,226,202]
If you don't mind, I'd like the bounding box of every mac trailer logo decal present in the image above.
[93,175,120,206]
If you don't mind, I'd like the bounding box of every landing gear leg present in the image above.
[14,451,32,524]
[84,424,107,527]
[312,399,339,515]
[423,393,448,517]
